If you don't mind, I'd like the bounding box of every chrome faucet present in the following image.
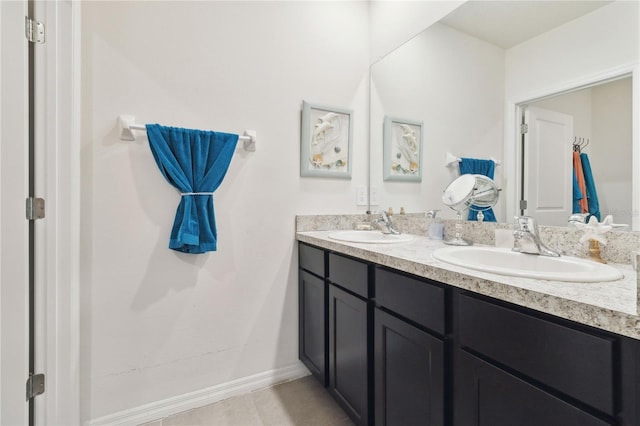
[367,210,400,235]
[512,216,560,257]
[568,213,591,227]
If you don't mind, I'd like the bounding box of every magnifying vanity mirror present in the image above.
[442,174,500,245]
[443,174,500,219]
[369,0,639,230]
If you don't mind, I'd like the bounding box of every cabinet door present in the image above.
[375,308,444,426]
[299,270,327,385]
[329,284,370,426]
[455,351,613,426]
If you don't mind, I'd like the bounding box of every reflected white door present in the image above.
[0,0,31,424]
[523,106,574,226]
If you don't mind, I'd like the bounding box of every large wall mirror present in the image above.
[370,0,639,230]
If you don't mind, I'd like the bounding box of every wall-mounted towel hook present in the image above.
[118,115,257,151]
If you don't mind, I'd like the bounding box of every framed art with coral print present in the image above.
[383,116,423,182]
[300,101,353,179]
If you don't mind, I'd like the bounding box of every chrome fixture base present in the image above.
[444,236,472,246]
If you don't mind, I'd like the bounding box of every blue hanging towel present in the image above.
[580,152,601,221]
[146,124,238,254]
[459,158,497,222]
[572,169,584,214]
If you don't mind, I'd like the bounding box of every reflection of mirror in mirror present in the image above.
[443,174,476,209]
[442,174,500,246]
[442,174,500,220]
[370,0,638,231]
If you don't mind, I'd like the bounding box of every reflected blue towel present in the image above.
[146,124,238,254]
[572,169,584,214]
[580,153,600,221]
[459,158,497,222]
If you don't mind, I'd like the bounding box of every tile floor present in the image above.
[142,376,354,426]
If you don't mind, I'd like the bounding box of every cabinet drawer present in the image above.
[459,294,615,415]
[299,243,325,277]
[375,267,445,335]
[328,253,370,298]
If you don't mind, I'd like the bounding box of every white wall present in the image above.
[80,1,369,421]
[591,78,633,225]
[505,1,639,99]
[504,0,639,225]
[369,0,463,61]
[370,22,505,217]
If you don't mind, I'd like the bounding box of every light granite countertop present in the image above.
[296,230,640,341]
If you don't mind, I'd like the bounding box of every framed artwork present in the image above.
[300,101,353,179]
[383,116,423,182]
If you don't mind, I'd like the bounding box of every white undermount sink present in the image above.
[432,246,623,282]
[328,230,413,244]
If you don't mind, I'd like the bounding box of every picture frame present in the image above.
[300,101,353,179]
[383,116,423,182]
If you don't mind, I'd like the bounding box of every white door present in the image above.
[523,106,574,226]
[0,1,31,424]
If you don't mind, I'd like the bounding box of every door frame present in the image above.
[32,1,81,424]
[0,1,31,424]
[504,63,640,230]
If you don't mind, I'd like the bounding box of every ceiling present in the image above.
[439,0,613,49]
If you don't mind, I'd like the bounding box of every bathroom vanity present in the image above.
[297,230,640,426]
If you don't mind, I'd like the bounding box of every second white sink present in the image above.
[329,230,413,244]
[432,246,623,282]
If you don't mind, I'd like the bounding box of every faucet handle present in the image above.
[367,210,390,222]
[514,216,537,232]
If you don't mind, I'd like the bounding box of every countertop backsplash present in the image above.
[296,214,640,265]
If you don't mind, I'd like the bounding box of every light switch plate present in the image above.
[370,186,379,206]
[356,186,368,206]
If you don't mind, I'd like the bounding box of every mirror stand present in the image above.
[444,211,472,246]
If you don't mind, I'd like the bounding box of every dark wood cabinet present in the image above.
[299,270,327,385]
[454,292,640,425]
[458,293,616,415]
[455,350,613,426]
[298,243,327,385]
[297,243,640,426]
[374,308,444,426]
[299,245,372,425]
[328,283,371,426]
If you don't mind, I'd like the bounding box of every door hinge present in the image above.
[26,373,45,401]
[26,197,45,220]
[25,17,45,44]
[520,199,528,210]
[520,123,529,134]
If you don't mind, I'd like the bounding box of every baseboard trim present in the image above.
[87,362,310,426]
